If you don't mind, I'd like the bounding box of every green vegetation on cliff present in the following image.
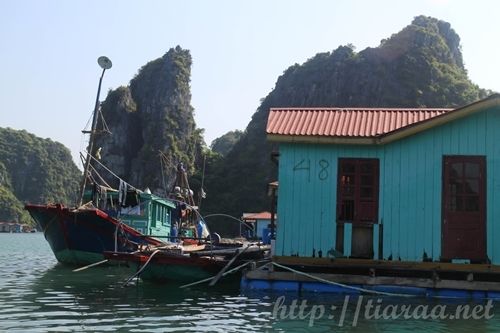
[210,130,243,157]
[201,16,490,224]
[0,128,81,224]
[58,16,491,237]
[95,46,204,195]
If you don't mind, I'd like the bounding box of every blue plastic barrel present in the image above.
[262,228,270,244]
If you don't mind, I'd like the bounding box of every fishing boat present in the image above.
[104,240,270,284]
[25,56,190,265]
[25,190,176,265]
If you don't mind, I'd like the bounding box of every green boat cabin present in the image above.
[84,188,175,238]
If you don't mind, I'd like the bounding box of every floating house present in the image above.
[242,95,500,296]
[0,222,25,233]
[242,211,276,241]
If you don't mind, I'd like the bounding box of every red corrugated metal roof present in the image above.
[266,108,453,138]
[242,211,275,221]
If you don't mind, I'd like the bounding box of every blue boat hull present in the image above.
[25,204,164,265]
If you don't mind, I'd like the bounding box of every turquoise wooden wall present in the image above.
[276,106,500,263]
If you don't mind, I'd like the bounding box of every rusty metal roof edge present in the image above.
[266,95,500,144]
[378,95,500,144]
[268,107,454,112]
[266,134,377,145]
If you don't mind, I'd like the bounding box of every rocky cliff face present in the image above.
[88,17,490,223]
[201,15,490,219]
[94,46,204,195]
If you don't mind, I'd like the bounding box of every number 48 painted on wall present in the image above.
[293,159,329,181]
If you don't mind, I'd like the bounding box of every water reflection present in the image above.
[256,291,500,333]
[2,235,500,332]
[2,256,273,331]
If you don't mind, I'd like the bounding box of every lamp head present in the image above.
[97,56,112,70]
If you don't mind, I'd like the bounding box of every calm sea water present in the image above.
[1,233,500,332]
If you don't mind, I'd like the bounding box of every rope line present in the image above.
[203,213,253,232]
[83,152,140,192]
[88,163,113,189]
[272,262,416,297]
[122,249,161,287]
[180,261,252,289]
[270,262,487,299]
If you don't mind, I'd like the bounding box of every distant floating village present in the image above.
[0,221,36,233]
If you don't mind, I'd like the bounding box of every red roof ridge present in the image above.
[242,211,275,220]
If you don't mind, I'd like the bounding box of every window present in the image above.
[337,158,379,224]
[448,161,481,212]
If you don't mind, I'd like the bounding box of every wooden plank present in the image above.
[408,138,419,261]
[284,143,292,257]
[323,147,336,256]
[312,146,323,256]
[485,110,499,264]
[309,146,318,257]
[298,144,310,257]
[423,129,434,260]
[400,141,410,260]
[432,128,442,261]
[415,134,425,261]
[327,146,337,256]
[291,144,300,256]
[382,145,392,259]
[450,120,461,154]
[282,144,295,255]
[208,245,249,286]
[273,256,500,274]
[344,222,352,257]
[467,111,478,153]
[275,145,285,256]
[244,270,500,292]
[392,142,401,260]
[299,144,310,256]
[376,147,385,258]
[373,223,379,260]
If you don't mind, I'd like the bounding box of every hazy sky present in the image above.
[1,0,499,166]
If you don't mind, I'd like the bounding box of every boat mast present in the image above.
[78,56,112,206]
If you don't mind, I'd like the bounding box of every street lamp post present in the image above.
[77,56,112,206]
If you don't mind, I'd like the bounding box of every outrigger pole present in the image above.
[78,56,112,207]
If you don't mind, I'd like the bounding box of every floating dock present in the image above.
[241,256,500,298]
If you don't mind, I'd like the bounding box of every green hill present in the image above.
[200,16,490,225]
[0,128,81,225]
[210,130,243,157]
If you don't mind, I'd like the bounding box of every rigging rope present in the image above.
[88,163,113,189]
[97,106,111,134]
[198,153,207,208]
[84,152,140,192]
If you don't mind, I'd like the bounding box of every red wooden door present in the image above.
[442,156,486,262]
[336,159,379,258]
